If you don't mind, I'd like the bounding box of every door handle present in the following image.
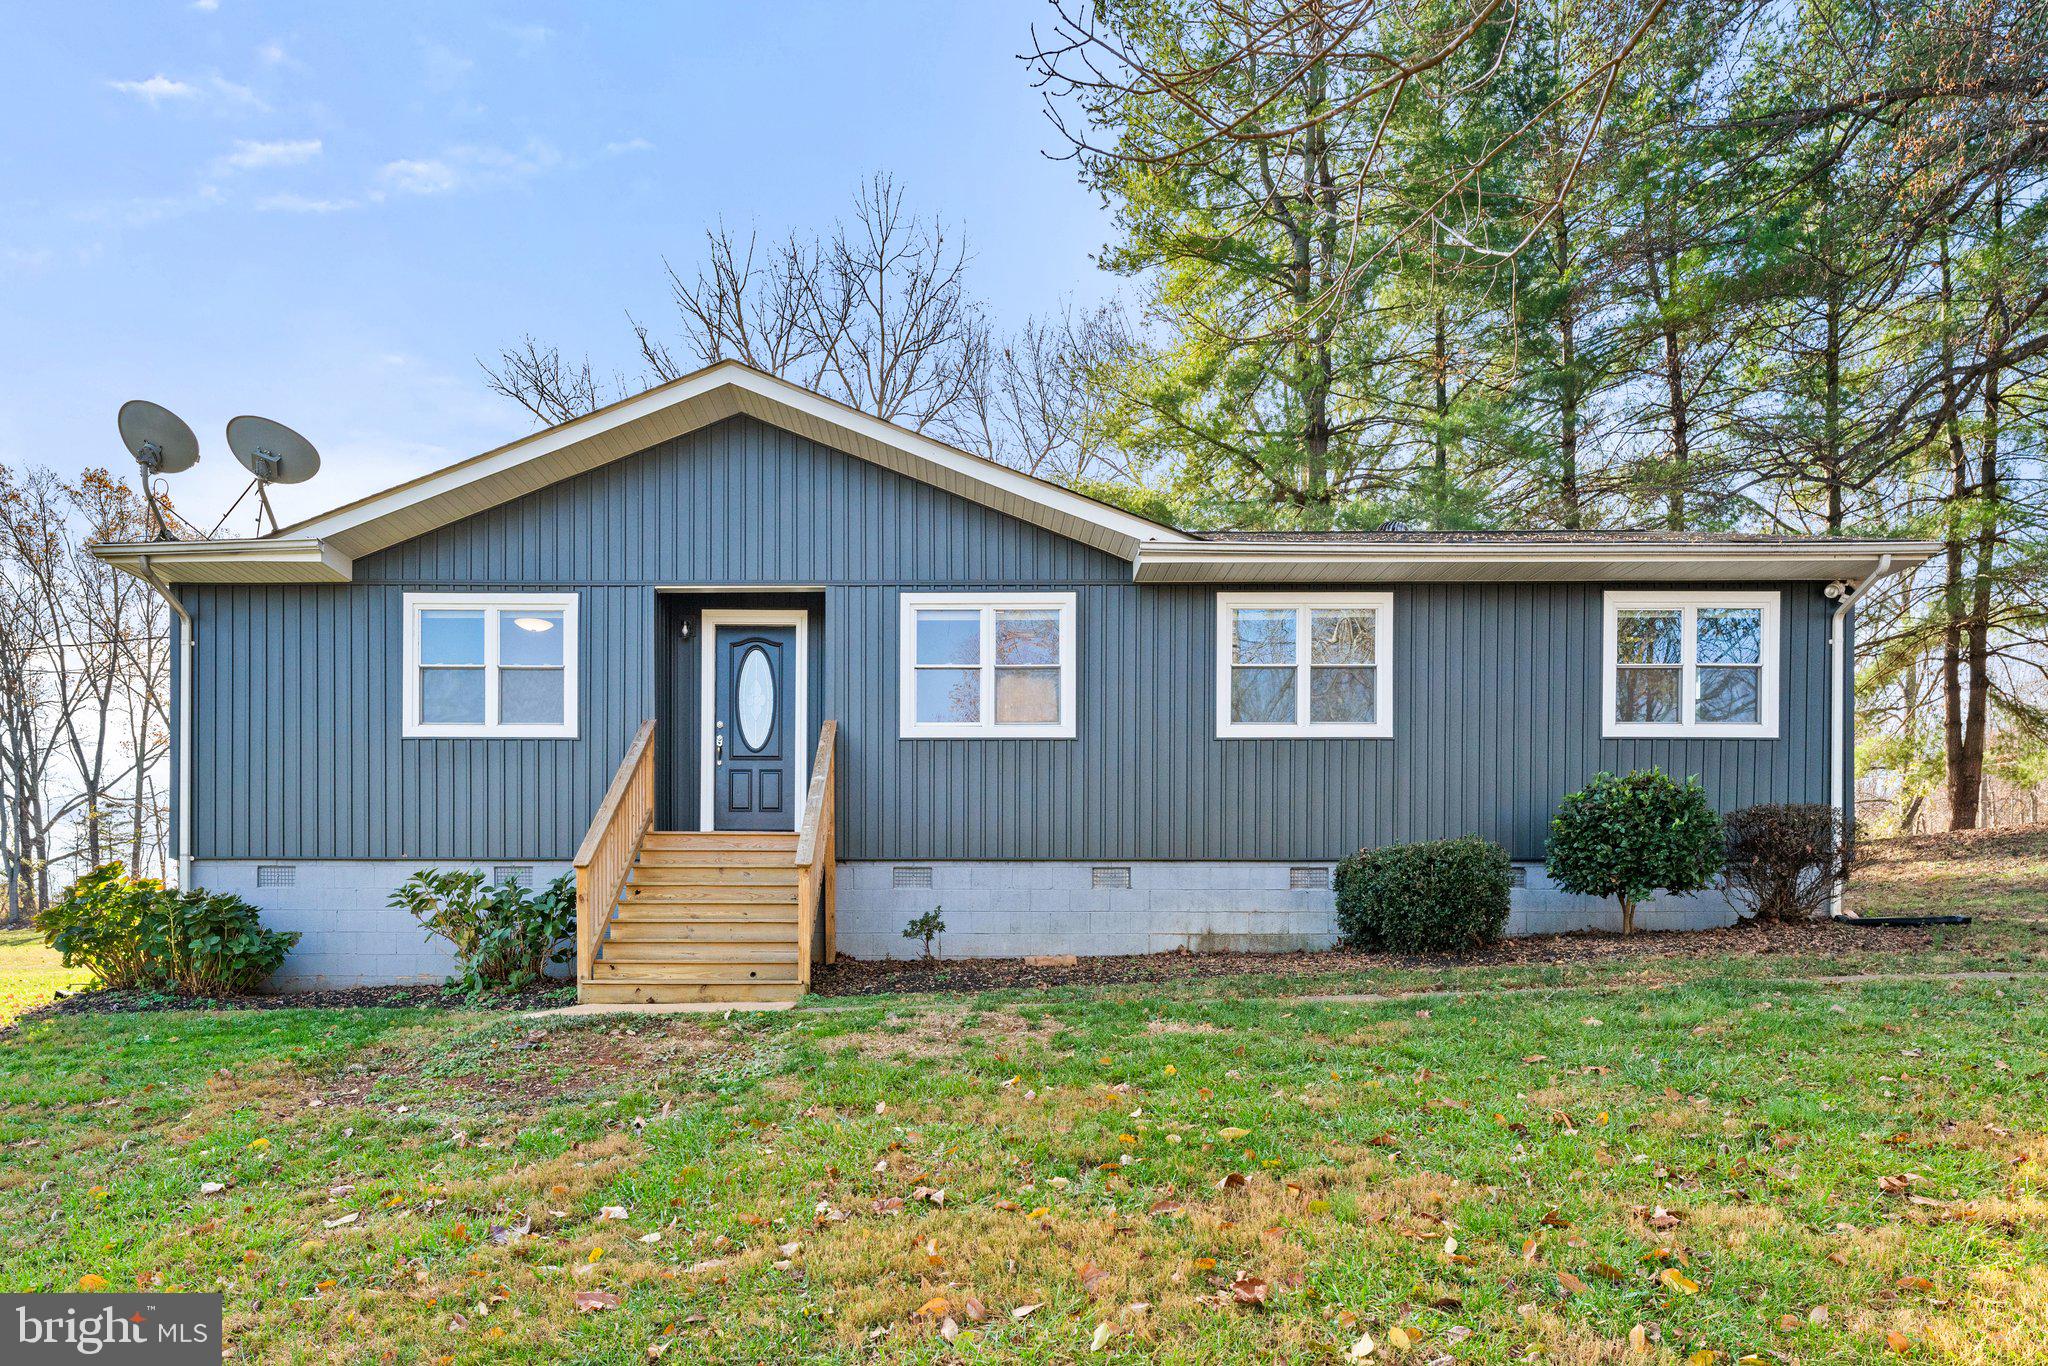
[715,730,725,766]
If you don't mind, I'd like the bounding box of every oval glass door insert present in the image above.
[735,646,774,751]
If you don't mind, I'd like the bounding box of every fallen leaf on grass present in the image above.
[1886,1331,1915,1352]
[76,1275,109,1292]
[1628,1324,1654,1353]
[322,1213,358,1229]
[1347,1330,1376,1358]
[1216,1172,1248,1190]
[573,1291,620,1313]
[598,1206,628,1220]
[1388,1327,1415,1350]
[1557,1271,1588,1296]
[1229,1274,1268,1307]
[1658,1268,1700,1294]
[1011,1304,1040,1320]
[1896,1275,1935,1292]
[1077,1262,1110,1295]
[1090,1322,1115,1352]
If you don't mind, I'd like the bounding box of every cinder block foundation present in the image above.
[195,856,1738,984]
[835,861,1737,961]
[193,859,571,990]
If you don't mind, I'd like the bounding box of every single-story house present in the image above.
[94,361,1939,1004]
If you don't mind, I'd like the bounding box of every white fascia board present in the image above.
[91,537,353,584]
[1132,540,1945,583]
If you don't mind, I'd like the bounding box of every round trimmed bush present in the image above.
[1335,836,1512,953]
[1545,769,1724,935]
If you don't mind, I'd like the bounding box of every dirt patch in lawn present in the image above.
[821,1006,1063,1061]
[809,918,1928,998]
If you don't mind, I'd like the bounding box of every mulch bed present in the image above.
[24,982,574,1021]
[807,918,1932,998]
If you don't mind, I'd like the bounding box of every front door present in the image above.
[708,621,800,831]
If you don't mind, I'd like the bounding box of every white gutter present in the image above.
[136,554,194,890]
[1827,553,1897,918]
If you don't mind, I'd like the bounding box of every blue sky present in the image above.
[1,1,1116,528]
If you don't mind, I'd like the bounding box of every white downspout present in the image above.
[1827,553,1894,919]
[137,556,194,889]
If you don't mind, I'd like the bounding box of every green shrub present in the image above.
[1545,770,1725,935]
[902,906,946,959]
[388,869,577,993]
[37,864,298,995]
[1334,836,1512,953]
[1723,803,1845,922]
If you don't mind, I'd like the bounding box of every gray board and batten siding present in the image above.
[182,413,1843,868]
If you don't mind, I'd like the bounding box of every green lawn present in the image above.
[1,838,2044,1362]
[0,928,89,1027]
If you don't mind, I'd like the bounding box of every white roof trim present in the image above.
[92,537,353,585]
[282,361,1190,562]
[1133,538,1945,584]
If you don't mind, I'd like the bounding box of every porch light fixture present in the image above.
[511,616,556,632]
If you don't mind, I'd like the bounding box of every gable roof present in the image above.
[94,361,1191,584]
[90,360,1939,585]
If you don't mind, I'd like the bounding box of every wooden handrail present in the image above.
[574,720,657,984]
[792,720,839,986]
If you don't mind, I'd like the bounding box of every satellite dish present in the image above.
[225,415,322,535]
[118,400,200,475]
[226,415,321,485]
[117,400,199,540]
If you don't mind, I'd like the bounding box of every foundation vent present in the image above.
[256,864,296,888]
[1508,866,1530,887]
[1090,866,1133,890]
[493,865,535,887]
[892,866,934,889]
[1289,866,1332,890]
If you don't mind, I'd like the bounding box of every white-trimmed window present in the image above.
[1216,592,1393,738]
[1603,591,1779,738]
[899,592,1076,738]
[402,592,579,738]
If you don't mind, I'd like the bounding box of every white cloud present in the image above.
[256,41,291,66]
[500,22,553,53]
[604,137,655,156]
[217,138,322,172]
[108,75,197,104]
[377,158,458,196]
[255,192,357,214]
[191,0,219,11]
[106,73,266,111]
[375,140,560,197]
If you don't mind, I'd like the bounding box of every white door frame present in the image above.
[698,609,809,833]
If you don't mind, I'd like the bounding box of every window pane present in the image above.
[994,667,1060,723]
[1309,666,1376,723]
[995,610,1060,666]
[1230,666,1296,724]
[915,668,980,724]
[1697,608,1762,664]
[1615,667,1680,724]
[499,668,565,725]
[421,667,485,724]
[419,610,484,666]
[499,609,564,666]
[915,610,980,666]
[1697,665,1760,724]
[1309,608,1375,665]
[1232,608,1295,665]
[1616,610,1681,666]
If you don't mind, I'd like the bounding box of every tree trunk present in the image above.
[1618,896,1637,936]
[1554,215,1583,529]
